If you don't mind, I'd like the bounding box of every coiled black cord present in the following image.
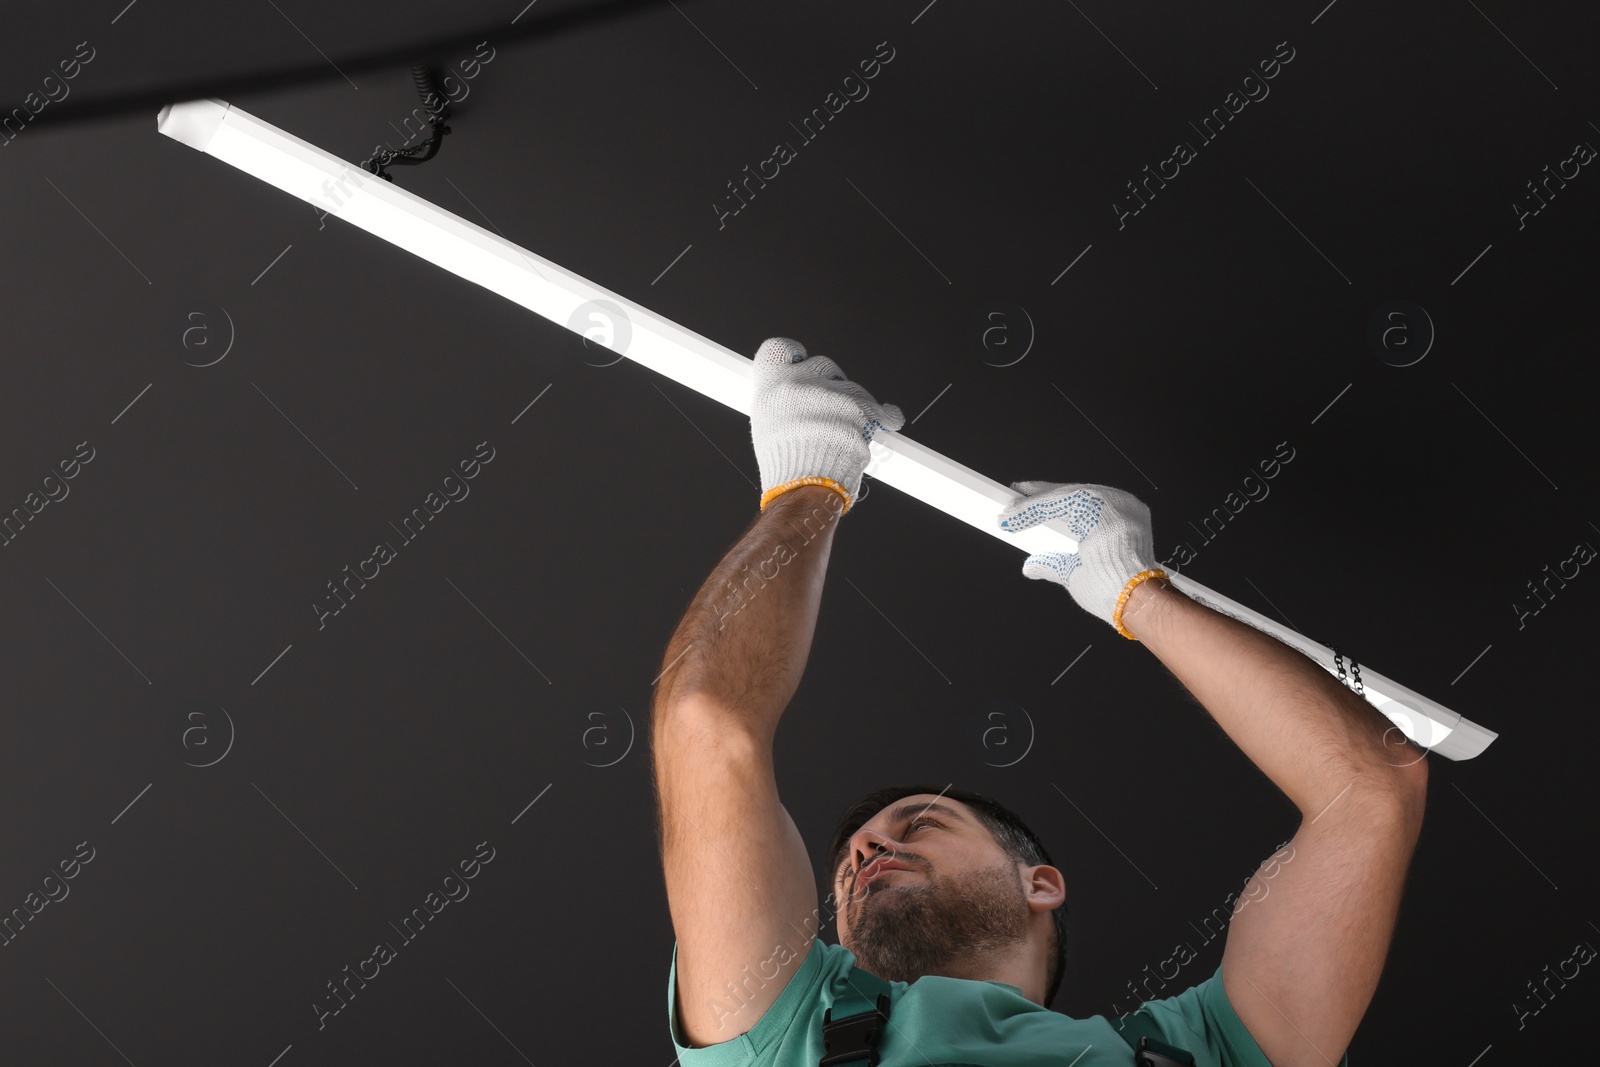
[360,63,453,182]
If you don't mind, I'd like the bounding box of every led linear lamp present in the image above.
[156,98,1497,761]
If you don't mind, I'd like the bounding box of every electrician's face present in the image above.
[830,796,1031,984]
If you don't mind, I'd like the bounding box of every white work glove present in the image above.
[750,337,904,514]
[996,481,1168,639]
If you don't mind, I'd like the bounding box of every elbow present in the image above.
[1398,744,1430,789]
[1360,747,1430,828]
[1317,746,1428,830]
[1395,746,1429,820]
[653,692,771,763]
[1363,719,1431,811]
[1382,729,1431,800]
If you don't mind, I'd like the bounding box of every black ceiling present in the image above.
[3,1,1598,1063]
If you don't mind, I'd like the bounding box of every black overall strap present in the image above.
[819,968,893,1067]
[820,973,1195,1066]
[1113,1011,1196,1065]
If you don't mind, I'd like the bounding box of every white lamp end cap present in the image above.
[157,99,231,151]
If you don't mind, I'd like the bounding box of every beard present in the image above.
[841,858,1030,986]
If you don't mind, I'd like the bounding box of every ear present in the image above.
[1023,864,1066,913]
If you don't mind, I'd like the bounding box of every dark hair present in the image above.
[825,783,1069,1007]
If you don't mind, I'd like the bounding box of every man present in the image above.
[650,337,1429,1067]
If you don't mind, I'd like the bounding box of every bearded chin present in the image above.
[845,872,1028,986]
[846,883,952,984]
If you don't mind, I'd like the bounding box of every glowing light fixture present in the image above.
[157,98,1495,760]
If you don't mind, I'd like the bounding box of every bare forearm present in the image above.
[652,485,845,746]
[1122,577,1425,816]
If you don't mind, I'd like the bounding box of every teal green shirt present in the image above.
[669,937,1351,1066]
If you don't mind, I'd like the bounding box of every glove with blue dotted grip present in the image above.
[996,481,1168,639]
[750,337,904,515]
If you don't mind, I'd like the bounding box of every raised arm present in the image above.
[995,481,1427,1067]
[650,337,903,1048]
[1121,577,1427,1067]
[651,484,842,1046]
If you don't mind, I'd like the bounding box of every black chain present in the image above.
[1331,645,1365,697]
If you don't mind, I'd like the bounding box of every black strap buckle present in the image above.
[819,993,891,1067]
[1135,1035,1197,1066]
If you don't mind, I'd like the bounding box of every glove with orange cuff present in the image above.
[750,336,904,515]
[996,481,1169,639]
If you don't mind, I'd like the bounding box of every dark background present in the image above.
[2,1,1596,1063]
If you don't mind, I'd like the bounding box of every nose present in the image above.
[843,827,906,888]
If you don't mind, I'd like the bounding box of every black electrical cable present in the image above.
[16,0,666,133]
[359,63,451,182]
